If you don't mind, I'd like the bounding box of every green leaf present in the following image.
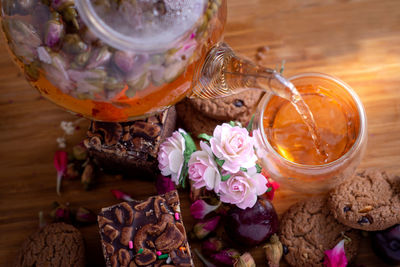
[246,114,255,132]
[197,133,212,142]
[180,131,197,189]
[240,167,247,172]
[266,187,272,193]
[229,121,236,127]
[221,174,231,181]
[280,59,286,74]
[215,158,225,167]
[255,164,262,173]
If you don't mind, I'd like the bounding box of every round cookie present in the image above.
[15,223,85,267]
[280,196,360,267]
[176,99,253,137]
[328,169,400,231]
[187,89,264,121]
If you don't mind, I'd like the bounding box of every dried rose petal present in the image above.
[210,248,240,267]
[202,237,224,256]
[75,207,96,224]
[192,216,221,240]
[111,189,134,202]
[190,199,220,220]
[155,174,176,195]
[54,150,68,195]
[234,252,256,267]
[45,16,64,49]
[324,239,348,267]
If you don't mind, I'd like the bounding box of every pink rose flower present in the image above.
[158,129,186,185]
[210,123,257,173]
[188,141,221,193]
[219,167,268,209]
[324,239,348,267]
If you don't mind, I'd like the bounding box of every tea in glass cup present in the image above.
[253,73,367,193]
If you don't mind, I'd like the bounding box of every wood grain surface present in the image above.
[1,0,400,266]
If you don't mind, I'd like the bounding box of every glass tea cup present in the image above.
[252,73,367,193]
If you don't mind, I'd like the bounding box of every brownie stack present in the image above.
[84,107,176,176]
[98,190,194,267]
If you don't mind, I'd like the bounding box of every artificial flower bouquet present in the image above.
[157,121,279,210]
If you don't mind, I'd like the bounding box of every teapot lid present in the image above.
[76,0,207,53]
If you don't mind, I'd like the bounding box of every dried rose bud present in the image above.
[324,239,348,267]
[113,51,135,73]
[190,199,220,220]
[234,252,256,267]
[155,174,176,195]
[73,50,91,67]
[64,163,80,180]
[191,216,221,240]
[201,237,224,256]
[51,0,74,11]
[61,6,79,29]
[81,162,94,190]
[110,189,134,202]
[54,150,68,195]
[86,46,112,69]
[210,248,240,267]
[263,234,283,267]
[72,143,88,161]
[75,207,96,224]
[50,202,71,223]
[45,13,65,49]
[63,34,88,54]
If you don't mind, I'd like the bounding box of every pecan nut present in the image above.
[121,227,133,246]
[115,208,124,224]
[120,202,134,225]
[155,222,184,252]
[118,248,131,267]
[134,248,156,266]
[103,224,119,242]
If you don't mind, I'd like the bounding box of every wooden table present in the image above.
[1,0,399,266]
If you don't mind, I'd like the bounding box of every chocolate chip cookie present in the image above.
[15,223,85,267]
[328,169,400,231]
[187,89,264,121]
[280,196,360,267]
[176,99,223,137]
[176,97,255,138]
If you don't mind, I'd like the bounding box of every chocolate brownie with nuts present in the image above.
[279,196,360,267]
[98,190,194,267]
[14,223,85,267]
[328,169,400,231]
[84,107,176,176]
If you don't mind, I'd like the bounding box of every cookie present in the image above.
[328,169,400,231]
[187,89,264,121]
[280,196,360,267]
[176,98,253,138]
[84,106,176,176]
[14,223,85,267]
[176,99,223,137]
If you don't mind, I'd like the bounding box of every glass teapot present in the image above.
[0,0,292,121]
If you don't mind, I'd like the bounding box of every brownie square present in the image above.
[83,107,176,176]
[98,190,194,267]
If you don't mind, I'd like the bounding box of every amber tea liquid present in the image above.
[264,77,360,165]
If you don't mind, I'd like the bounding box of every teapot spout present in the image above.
[189,42,297,101]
